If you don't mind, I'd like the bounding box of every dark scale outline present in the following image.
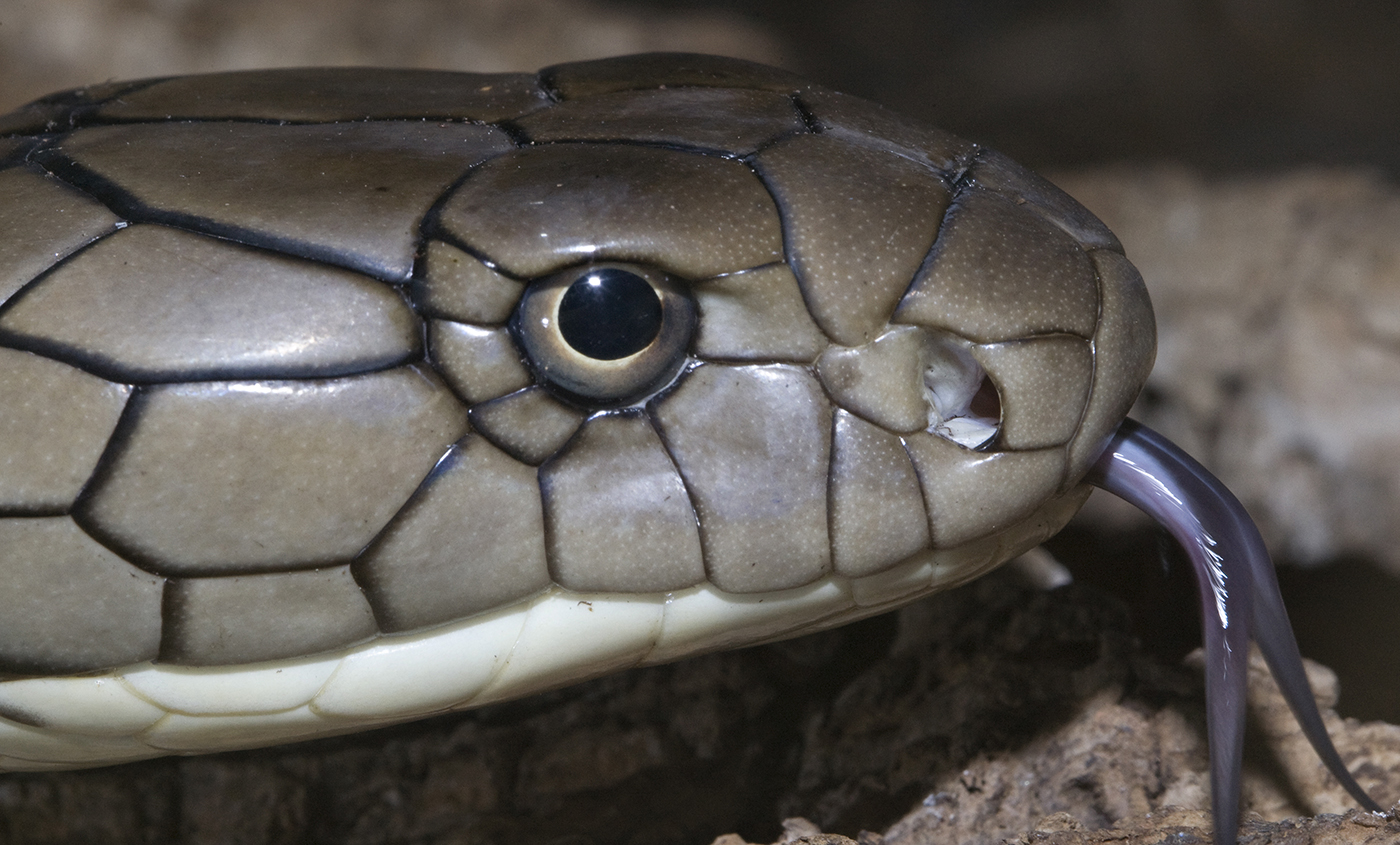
[67,368,455,580]
[501,87,811,160]
[686,255,821,362]
[964,149,1123,255]
[1059,248,1111,490]
[736,132,1000,458]
[896,434,939,552]
[734,153,839,352]
[971,331,1087,441]
[414,231,530,283]
[0,222,127,322]
[13,70,551,132]
[32,148,416,285]
[822,406,935,576]
[890,179,1101,344]
[4,71,1360,845]
[0,376,134,521]
[486,133,810,165]
[0,535,165,676]
[66,385,165,574]
[421,103,813,276]
[2,248,433,391]
[531,69,569,106]
[0,138,37,168]
[423,320,534,411]
[739,132,960,352]
[4,83,1000,619]
[409,141,532,327]
[887,169,972,332]
[0,76,169,137]
[643,361,837,594]
[783,90,974,189]
[790,88,985,188]
[0,237,141,521]
[535,54,809,104]
[487,118,536,149]
[788,93,823,135]
[640,403,704,541]
[0,305,428,387]
[744,139,1038,461]
[735,132,995,474]
[641,373,721,591]
[0,157,130,311]
[0,267,426,387]
[154,577,184,663]
[67,114,518,131]
[536,407,707,593]
[465,385,587,468]
[944,150,1107,466]
[427,138,798,307]
[157,565,382,666]
[506,129,812,164]
[30,121,522,285]
[344,437,538,635]
[100,117,508,134]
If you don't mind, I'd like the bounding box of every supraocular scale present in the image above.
[0,54,1376,844]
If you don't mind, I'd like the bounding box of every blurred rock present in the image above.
[1056,167,1400,574]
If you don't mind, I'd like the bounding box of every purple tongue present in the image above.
[1086,418,1380,845]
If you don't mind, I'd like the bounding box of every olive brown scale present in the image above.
[0,53,1378,845]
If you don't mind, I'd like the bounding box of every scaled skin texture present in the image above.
[0,54,1151,768]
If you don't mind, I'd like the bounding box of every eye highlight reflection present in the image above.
[557,268,664,361]
[510,262,696,409]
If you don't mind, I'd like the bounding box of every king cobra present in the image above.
[0,53,1381,843]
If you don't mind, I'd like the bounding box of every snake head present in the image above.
[407,54,1158,600]
[4,53,1375,845]
[0,50,1155,711]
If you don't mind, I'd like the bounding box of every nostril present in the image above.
[920,335,999,449]
[968,375,1001,420]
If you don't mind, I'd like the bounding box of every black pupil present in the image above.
[557,269,664,360]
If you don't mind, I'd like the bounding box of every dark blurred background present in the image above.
[620,0,1400,175]
[4,0,1398,175]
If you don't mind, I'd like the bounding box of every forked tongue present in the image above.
[1086,418,1380,845]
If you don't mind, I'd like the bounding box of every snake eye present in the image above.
[557,267,664,360]
[511,262,697,408]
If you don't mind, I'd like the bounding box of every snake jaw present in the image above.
[1088,418,1382,845]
